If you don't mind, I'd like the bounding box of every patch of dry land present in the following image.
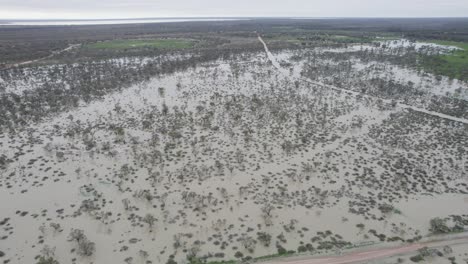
[0,38,467,264]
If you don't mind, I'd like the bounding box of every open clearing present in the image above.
[419,40,468,81]
[84,39,196,50]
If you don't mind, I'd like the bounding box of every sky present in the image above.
[0,0,467,20]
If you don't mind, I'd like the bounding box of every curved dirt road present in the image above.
[3,43,81,69]
[15,44,80,66]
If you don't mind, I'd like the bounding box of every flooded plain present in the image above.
[0,38,467,264]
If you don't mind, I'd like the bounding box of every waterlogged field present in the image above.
[418,40,468,81]
[0,37,467,264]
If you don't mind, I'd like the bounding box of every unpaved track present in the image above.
[263,235,468,264]
[257,35,468,125]
[267,244,422,264]
[9,44,80,68]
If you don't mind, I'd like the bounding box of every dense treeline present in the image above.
[1,18,468,64]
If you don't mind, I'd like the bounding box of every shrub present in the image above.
[77,239,96,256]
[37,256,59,264]
[410,254,424,262]
[257,232,272,247]
[234,251,243,258]
[297,245,307,252]
[276,244,287,255]
[429,218,451,234]
[378,204,394,214]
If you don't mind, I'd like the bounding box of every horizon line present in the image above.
[2,16,468,21]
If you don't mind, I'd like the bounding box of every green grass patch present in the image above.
[328,35,374,43]
[264,31,399,46]
[85,39,195,50]
[424,40,468,50]
[375,36,401,41]
[187,250,296,264]
[419,40,468,80]
[202,261,236,264]
[254,251,295,261]
[264,35,302,43]
[188,257,236,264]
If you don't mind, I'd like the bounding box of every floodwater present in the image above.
[0,39,467,263]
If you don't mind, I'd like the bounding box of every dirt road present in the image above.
[264,244,423,264]
[257,35,468,125]
[262,235,468,264]
[7,43,81,68]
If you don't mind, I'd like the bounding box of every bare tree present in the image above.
[261,203,275,226]
[143,213,157,229]
[68,229,96,257]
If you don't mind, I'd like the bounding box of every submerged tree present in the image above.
[68,229,96,257]
[143,213,157,229]
[37,256,59,264]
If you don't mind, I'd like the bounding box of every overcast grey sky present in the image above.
[1,0,467,19]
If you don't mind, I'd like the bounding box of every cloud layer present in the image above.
[1,0,467,19]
